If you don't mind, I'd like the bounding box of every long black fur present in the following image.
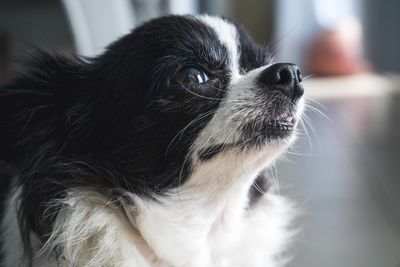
[0,15,272,264]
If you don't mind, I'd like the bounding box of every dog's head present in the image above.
[93,15,305,192]
[4,15,304,197]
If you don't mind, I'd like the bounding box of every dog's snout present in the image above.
[258,63,304,101]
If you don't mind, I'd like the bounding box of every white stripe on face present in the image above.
[198,15,240,81]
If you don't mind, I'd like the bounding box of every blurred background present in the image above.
[0,0,399,266]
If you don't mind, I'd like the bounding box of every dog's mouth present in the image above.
[265,114,296,135]
[242,111,298,142]
[198,113,299,161]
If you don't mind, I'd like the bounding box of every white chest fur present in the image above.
[1,150,295,267]
[129,149,295,267]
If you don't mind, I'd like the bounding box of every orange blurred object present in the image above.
[307,19,370,76]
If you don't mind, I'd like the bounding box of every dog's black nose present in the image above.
[258,63,304,101]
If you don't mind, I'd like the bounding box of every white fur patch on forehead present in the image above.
[197,15,240,80]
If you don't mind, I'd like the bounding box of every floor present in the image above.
[278,75,400,267]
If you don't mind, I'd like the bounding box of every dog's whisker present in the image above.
[304,103,333,124]
[298,116,313,153]
[305,96,328,110]
[301,112,320,147]
[302,74,315,80]
[165,110,217,155]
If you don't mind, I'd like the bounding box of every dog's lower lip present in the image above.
[266,114,296,132]
[266,120,294,130]
[267,115,295,128]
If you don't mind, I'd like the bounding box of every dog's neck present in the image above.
[128,147,283,266]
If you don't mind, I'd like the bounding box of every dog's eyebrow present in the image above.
[197,15,240,77]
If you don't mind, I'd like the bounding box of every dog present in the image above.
[0,15,304,267]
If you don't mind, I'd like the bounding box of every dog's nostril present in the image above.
[277,68,292,85]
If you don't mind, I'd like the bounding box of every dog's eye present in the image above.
[174,67,209,85]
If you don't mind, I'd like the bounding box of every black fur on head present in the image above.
[0,15,273,259]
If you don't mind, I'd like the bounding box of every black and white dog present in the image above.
[0,15,304,267]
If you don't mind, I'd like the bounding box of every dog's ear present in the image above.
[0,51,95,161]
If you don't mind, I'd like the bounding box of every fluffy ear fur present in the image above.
[0,50,149,163]
[0,52,83,161]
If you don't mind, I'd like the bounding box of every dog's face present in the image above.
[9,15,303,198]
[88,15,304,193]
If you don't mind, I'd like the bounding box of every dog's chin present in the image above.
[245,115,297,144]
[197,116,299,161]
